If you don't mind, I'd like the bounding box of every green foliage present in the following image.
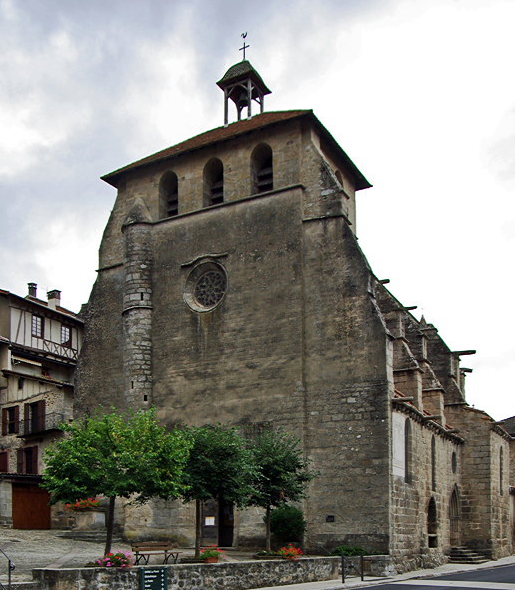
[182,424,257,506]
[269,504,306,543]
[249,429,317,511]
[42,408,192,505]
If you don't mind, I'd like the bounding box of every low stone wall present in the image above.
[340,555,396,578]
[33,557,340,590]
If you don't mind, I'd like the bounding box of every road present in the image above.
[358,564,515,590]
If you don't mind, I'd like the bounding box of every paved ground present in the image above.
[1,528,514,589]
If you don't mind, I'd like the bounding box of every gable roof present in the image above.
[102,110,372,191]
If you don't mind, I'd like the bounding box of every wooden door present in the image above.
[12,483,51,529]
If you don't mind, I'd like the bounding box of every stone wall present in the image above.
[33,558,342,590]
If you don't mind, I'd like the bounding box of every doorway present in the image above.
[12,483,51,529]
[449,487,460,546]
[201,499,234,546]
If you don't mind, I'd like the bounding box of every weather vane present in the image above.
[240,32,249,60]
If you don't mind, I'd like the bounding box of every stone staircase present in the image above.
[448,546,489,564]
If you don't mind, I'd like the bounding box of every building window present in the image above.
[61,325,72,347]
[31,314,44,338]
[203,158,224,206]
[0,451,8,472]
[431,436,436,491]
[251,143,273,193]
[23,400,45,435]
[17,446,38,474]
[404,419,412,484]
[451,451,457,474]
[184,261,227,313]
[500,447,504,495]
[1,406,20,435]
[160,171,179,218]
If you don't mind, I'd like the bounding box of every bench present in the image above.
[131,542,180,565]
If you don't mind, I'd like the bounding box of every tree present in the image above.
[42,408,192,555]
[249,429,317,550]
[182,424,257,557]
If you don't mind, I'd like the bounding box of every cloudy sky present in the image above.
[1,0,514,420]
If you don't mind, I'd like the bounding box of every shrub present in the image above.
[269,504,306,543]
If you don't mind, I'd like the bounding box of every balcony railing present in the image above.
[18,412,65,436]
[29,337,78,360]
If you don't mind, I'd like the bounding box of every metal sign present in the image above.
[140,567,168,590]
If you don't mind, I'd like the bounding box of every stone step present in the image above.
[448,546,489,564]
[56,531,122,544]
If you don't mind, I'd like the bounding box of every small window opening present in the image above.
[431,436,436,491]
[404,419,412,484]
[203,158,224,206]
[160,171,179,218]
[144,395,148,402]
[500,447,504,495]
[251,143,273,194]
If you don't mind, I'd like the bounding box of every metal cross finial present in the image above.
[240,32,249,60]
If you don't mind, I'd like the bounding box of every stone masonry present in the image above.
[75,62,514,571]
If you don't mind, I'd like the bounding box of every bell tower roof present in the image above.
[217,60,271,125]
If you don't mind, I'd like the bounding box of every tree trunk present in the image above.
[104,496,116,556]
[265,504,271,551]
[195,499,202,558]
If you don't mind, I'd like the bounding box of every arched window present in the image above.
[251,143,273,194]
[500,447,504,495]
[431,436,436,491]
[204,158,224,206]
[427,497,438,547]
[404,419,412,484]
[160,171,179,218]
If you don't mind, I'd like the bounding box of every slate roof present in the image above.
[102,110,372,191]
[216,60,271,95]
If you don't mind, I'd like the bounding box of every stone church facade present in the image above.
[76,61,513,571]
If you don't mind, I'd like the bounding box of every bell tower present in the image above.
[216,60,271,125]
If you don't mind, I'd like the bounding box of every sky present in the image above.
[1,0,514,421]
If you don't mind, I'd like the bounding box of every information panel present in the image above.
[139,567,168,590]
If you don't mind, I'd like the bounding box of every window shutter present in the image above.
[24,403,30,434]
[0,452,8,472]
[1,409,6,436]
[17,449,24,473]
[38,400,46,431]
[14,405,20,434]
[31,446,38,474]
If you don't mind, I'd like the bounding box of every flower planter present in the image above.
[203,557,219,563]
[70,509,106,530]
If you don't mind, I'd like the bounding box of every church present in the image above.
[75,59,514,571]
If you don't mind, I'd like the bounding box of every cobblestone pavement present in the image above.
[0,528,247,584]
[1,529,515,589]
[0,529,131,582]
